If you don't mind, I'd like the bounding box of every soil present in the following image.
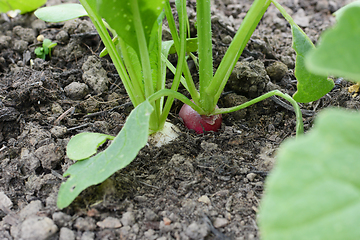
[0,0,358,239]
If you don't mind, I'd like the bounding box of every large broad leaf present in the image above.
[272,1,334,103]
[57,100,153,209]
[97,0,166,56]
[34,3,88,22]
[0,0,46,14]
[258,108,360,240]
[306,6,360,83]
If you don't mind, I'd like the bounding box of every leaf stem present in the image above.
[213,90,304,136]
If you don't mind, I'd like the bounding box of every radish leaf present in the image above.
[66,132,115,161]
[34,4,88,22]
[57,100,153,209]
[0,0,46,14]
[306,6,360,83]
[259,108,360,240]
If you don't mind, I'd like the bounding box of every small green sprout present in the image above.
[34,38,57,60]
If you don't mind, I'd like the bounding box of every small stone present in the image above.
[13,39,28,52]
[144,208,158,221]
[213,218,229,228]
[293,8,309,27]
[56,30,70,42]
[97,217,122,229]
[19,200,43,221]
[144,229,157,239]
[35,143,64,170]
[200,141,218,152]
[51,102,64,115]
[221,35,232,44]
[315,0,329,12]
[20,216,58,240]
[121,211,135,226]
[50,126,67,138]
[163,217,171,226]
[74,217,96,231]
[198,195,211,205]
[52,212,72,228]
[82,56,109,94]
[81,231,95,240]
[59,227,75,240]
[185,222,209,239]
[64,82,89,99]
[246,173,257,182]
[0,191,13,209]
[266,61,288,82]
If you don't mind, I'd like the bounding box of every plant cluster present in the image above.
[34,37,57,60]
[34,4,357,236]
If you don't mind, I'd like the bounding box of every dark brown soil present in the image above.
[0,0,357,239]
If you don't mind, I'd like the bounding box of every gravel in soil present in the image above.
[0,0,358,239]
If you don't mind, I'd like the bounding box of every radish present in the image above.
[179,102,222,134]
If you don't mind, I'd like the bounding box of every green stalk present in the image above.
[158,0,189,126]
[130,0,160,131]
[79,0,143,106]
[206,0,271,110]
[212,90,304,136]
[164,1,199,102]
[197,0,214,113]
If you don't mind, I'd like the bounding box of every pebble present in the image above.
[50,126,67,138]
[59,227,75,240]
[52,212,72,227]
[185,222,209,239]
[198,195,211,205]
[74,217,97,231]
[64,82,89,100]
[144,229,157,240]
[213,218,229,228]
[81,231,95,240]
[0,191,12,209]
[35,143,64,169]
[246,173,257,182]
[19,200,42,221]
[200,141,218,152]
[293,8,309,27]
[266,61,288,82]
[144,208,158,221]
[97,217,122,229]
[82,56,109,94]
[121,211,135,226]
[20,216,58,240]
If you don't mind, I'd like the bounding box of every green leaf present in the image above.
[333,0,360,20]
[57,100,153,209]
[66,132,115,161]
[272,1,334,103]
[306,6,360,83]
[0,0,46,14]
[258,108,360,240]
[291,25,334,102]
[97,0,166,56]
[34,3,88,22]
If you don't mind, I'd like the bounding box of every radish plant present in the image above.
[35,0,332,209]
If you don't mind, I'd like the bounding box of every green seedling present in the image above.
[0,0,46,14]
[258,4,360,240]
[35,0,332,209]
[34,38,57,60]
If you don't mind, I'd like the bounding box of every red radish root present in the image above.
[179,103,222,134]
